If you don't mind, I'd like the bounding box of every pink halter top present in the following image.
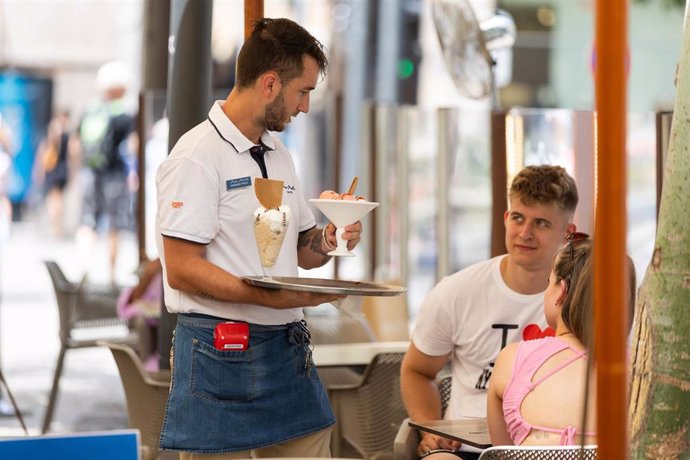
[502,337,595,445]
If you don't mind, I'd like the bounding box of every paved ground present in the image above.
[0,213,140,437]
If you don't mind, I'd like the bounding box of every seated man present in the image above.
[401,165,578,459]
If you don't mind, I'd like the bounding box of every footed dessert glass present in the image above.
[309,199,379,257]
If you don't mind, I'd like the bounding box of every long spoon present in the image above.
[346,176,359,196]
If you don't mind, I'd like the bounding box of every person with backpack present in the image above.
[74,60,136,283]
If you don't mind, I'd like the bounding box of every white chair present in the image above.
[478,445,598,459]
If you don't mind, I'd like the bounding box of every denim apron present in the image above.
[159,313,335,453]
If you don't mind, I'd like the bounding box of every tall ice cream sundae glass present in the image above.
[253,178,289,280]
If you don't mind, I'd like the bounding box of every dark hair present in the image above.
[509,165,579,213]
[554,239,636,349]
[235,18,328,88]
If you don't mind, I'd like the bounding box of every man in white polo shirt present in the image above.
[156,18,359,459]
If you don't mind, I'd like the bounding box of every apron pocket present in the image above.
[190,339,256,404]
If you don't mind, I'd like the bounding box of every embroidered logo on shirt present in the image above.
[284,184,295,194]
[227,176,252,191]
[171,201,184,209]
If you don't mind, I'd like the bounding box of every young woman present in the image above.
[487,234,635,446]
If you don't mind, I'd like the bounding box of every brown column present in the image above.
[594,1,628,458]
[490,111,507,258]
[245,0,264,39]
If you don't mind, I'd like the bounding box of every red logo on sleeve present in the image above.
[171,201,184,209]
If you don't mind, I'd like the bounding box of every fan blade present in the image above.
[432,0,494,100]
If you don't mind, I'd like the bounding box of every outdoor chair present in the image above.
[328,351,408,459]
[103,342,171,460]
[42,260,139,433]
[393,374,452,460]
[307,310,377,388]
[478,445,597,459]
[306,310,377,345]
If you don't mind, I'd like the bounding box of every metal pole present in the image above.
[396,108,410,286]
[158,0,213,369]
[166,0,213,147]
[436,108,453,281]
[373,103,399,281]
[139,0,171,262]
[594,0,628,457]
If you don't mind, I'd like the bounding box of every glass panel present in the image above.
[447,109,492,274]
[375,106,493,321]
[405,106,438,318]
[626,113,656,284]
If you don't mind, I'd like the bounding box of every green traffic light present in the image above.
[398,58,415,79]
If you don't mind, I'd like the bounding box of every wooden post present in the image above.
[490,111,507,258]
[594,1,628,458]
[245,0,263,39]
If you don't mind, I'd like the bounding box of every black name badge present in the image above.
[226,176,252,191]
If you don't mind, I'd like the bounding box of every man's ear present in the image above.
[259,71,281,99]
[561,222,577,244]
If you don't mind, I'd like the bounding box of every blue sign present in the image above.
[0,72,52,205]
[0,429,140,460]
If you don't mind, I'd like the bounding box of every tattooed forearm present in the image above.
[298,227,331,264]
[196,290,218,300]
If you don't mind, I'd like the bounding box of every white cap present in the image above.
[96,60,131,92]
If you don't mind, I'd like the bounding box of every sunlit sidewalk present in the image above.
[0,215,139,436]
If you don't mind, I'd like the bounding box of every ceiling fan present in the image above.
[431,0,516,106]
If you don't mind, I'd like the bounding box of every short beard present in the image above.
[263,93,288,132]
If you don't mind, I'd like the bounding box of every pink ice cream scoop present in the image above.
[319,190,340,200]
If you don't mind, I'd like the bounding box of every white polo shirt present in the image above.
[156,101,316,325]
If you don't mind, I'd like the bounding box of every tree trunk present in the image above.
[629,8,690,459]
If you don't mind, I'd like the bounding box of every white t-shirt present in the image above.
[412,256,549,420]
[156,101,316,325]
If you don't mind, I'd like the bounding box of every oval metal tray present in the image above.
[242,276,406,296]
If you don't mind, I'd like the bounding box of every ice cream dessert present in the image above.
[319,190,340,200]
[319,190,368,201]
[253,205,290,268]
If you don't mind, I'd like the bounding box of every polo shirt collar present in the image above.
[208,100,277,153]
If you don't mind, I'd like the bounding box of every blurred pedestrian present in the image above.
[34,110,71,238]
[73,60,137,283]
